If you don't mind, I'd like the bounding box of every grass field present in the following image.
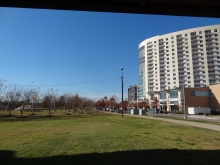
[1,110,220,165]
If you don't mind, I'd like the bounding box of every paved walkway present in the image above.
[113,112,220,132]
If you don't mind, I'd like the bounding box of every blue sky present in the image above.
[1,7,220,100]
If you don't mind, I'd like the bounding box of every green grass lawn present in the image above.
[1,110,220,165]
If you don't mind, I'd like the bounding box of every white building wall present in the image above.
[138,24,220,99]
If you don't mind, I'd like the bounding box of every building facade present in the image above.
[138,24,220,101]
[128,85,139,103]
[158,84,220,112]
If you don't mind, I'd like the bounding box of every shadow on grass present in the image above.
[1,149,220,165]
[0,111,112,122]
[0,114,90,122]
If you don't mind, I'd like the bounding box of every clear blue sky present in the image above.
[1,7,220,100]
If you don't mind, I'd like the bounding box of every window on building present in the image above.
[172,49,174,51]
[185,34,187,37]
[214,29,217,32]
[170,90,178,98]
[160,92,166,99]
[171,36,174,39]
[199,31,202,34]
[172,53,175,55]
[173,69,176,71]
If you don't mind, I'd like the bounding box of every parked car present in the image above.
[109,109,115,112]
[117,109,122,113]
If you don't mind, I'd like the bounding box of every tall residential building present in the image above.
[128,85,139,103]
[138,24,220,100]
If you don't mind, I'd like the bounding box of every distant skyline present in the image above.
[1,7,220,100]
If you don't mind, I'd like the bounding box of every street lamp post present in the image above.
[120,67,124,118]
[182,84,187,119]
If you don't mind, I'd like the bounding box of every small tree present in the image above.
[5,85,22,116]
[151,98,159,108]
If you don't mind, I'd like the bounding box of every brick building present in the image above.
[150,84,220,113]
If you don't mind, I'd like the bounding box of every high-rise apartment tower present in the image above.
[138,25,220,99]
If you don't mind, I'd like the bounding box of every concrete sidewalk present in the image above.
[116,112,220,132]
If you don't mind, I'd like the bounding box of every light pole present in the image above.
[120,67,124,118]
[182,83,187,119]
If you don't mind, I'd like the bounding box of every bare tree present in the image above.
[29,88,40,115]
[84,98,94,113]
[61,92,72,114]
[42,95,51,115]
[5,85,22,116]
[0,80,7,110]
[42,88,58,116]
[57,95,65,110]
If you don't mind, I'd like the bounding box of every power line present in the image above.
[6,77,121,87]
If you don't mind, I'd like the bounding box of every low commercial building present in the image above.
[149,84,220,113]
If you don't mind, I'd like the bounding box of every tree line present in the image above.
[94,96,159,110]
[0,80,95,116]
